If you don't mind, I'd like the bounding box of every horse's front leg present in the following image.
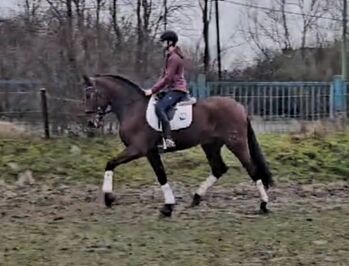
[103,146,144,207]
[147,149,175,217]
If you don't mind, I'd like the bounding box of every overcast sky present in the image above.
[0,0,342,69]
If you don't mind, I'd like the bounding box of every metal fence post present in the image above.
[331,75,346,118]
[40,88,50,139]
[189,81,198,99]
[197,74,208,98]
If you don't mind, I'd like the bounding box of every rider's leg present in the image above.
[155,96,172,143]
[155,90,186,148]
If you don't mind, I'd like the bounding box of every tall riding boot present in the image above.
[158,110,176,148]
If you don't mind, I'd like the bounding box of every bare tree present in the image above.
[280,0,292,51]
[242,6,273,60]
[1,0,194,89]
[243,0,333,56]
[163,0,168,30]
[291,0,330,57]
[111,0,122,44]
[72,0,85,29]
[23,0,42,26]
[95,0,105,27]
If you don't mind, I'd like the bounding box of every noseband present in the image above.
[84,76,147,128]
[85,84,111,128]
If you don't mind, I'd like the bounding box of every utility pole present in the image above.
[215,0,222,80]
[164,0,168,31]
[342,0,347,80]
[203,0,210,74]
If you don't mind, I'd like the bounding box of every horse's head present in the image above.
[83,75,110,128]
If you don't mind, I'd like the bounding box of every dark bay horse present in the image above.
[83,74,274,217]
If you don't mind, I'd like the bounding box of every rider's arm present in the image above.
[151,56,178,94]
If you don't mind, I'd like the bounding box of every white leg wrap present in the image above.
[161,183,175,204]
[197,175,218,196]
[256,179,268,202]
[102,171,113,193]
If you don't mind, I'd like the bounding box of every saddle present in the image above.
[156,91,197,120]
[145,92,197,132]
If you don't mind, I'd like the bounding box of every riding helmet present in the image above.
[160,30,178,45]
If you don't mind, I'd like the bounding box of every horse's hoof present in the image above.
[259,201,269,214]
[160,204,174,217]
[191,193,202,207]
[104,193,115,208]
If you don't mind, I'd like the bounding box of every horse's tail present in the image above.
[247,117,274,189]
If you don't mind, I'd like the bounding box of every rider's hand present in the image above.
[144,89,152,96]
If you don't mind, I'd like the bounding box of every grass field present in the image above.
[0,133,348,265]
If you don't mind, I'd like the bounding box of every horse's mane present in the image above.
[95,74,144,95]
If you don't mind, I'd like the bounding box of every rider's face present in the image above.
[161,41,168,49]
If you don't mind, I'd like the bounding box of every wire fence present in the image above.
[0,81,118,137]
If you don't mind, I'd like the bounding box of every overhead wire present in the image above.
[220,0,341,22]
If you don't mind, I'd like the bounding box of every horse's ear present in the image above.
[83,75,92,86]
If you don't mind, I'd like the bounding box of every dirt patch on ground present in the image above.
[0,181,348,265]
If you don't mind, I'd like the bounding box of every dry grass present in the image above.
[0,121,32,138]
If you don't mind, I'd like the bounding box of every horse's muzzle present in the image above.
[87,113,103,129]
[87,119,103,129]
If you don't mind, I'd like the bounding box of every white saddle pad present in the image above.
[146,95,196,131]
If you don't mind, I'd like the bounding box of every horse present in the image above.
[83,74,274,217]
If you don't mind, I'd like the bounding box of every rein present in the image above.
[85,83,146,128]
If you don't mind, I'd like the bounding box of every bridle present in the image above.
[84,81,146,128]
[85,84,112,128]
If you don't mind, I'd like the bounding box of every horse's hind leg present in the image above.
[191,142,228,206]
[225,139,270,213]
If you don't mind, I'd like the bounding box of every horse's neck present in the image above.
[97,77,146,122]
[110,88,148,123]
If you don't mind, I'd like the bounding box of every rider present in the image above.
[144,30,189,149]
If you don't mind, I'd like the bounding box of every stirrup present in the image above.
[165,138,176,148]
[161,137,175,150]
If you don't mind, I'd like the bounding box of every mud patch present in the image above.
[0,181,348,265]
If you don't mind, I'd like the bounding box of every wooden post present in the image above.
[40,88,50,139]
